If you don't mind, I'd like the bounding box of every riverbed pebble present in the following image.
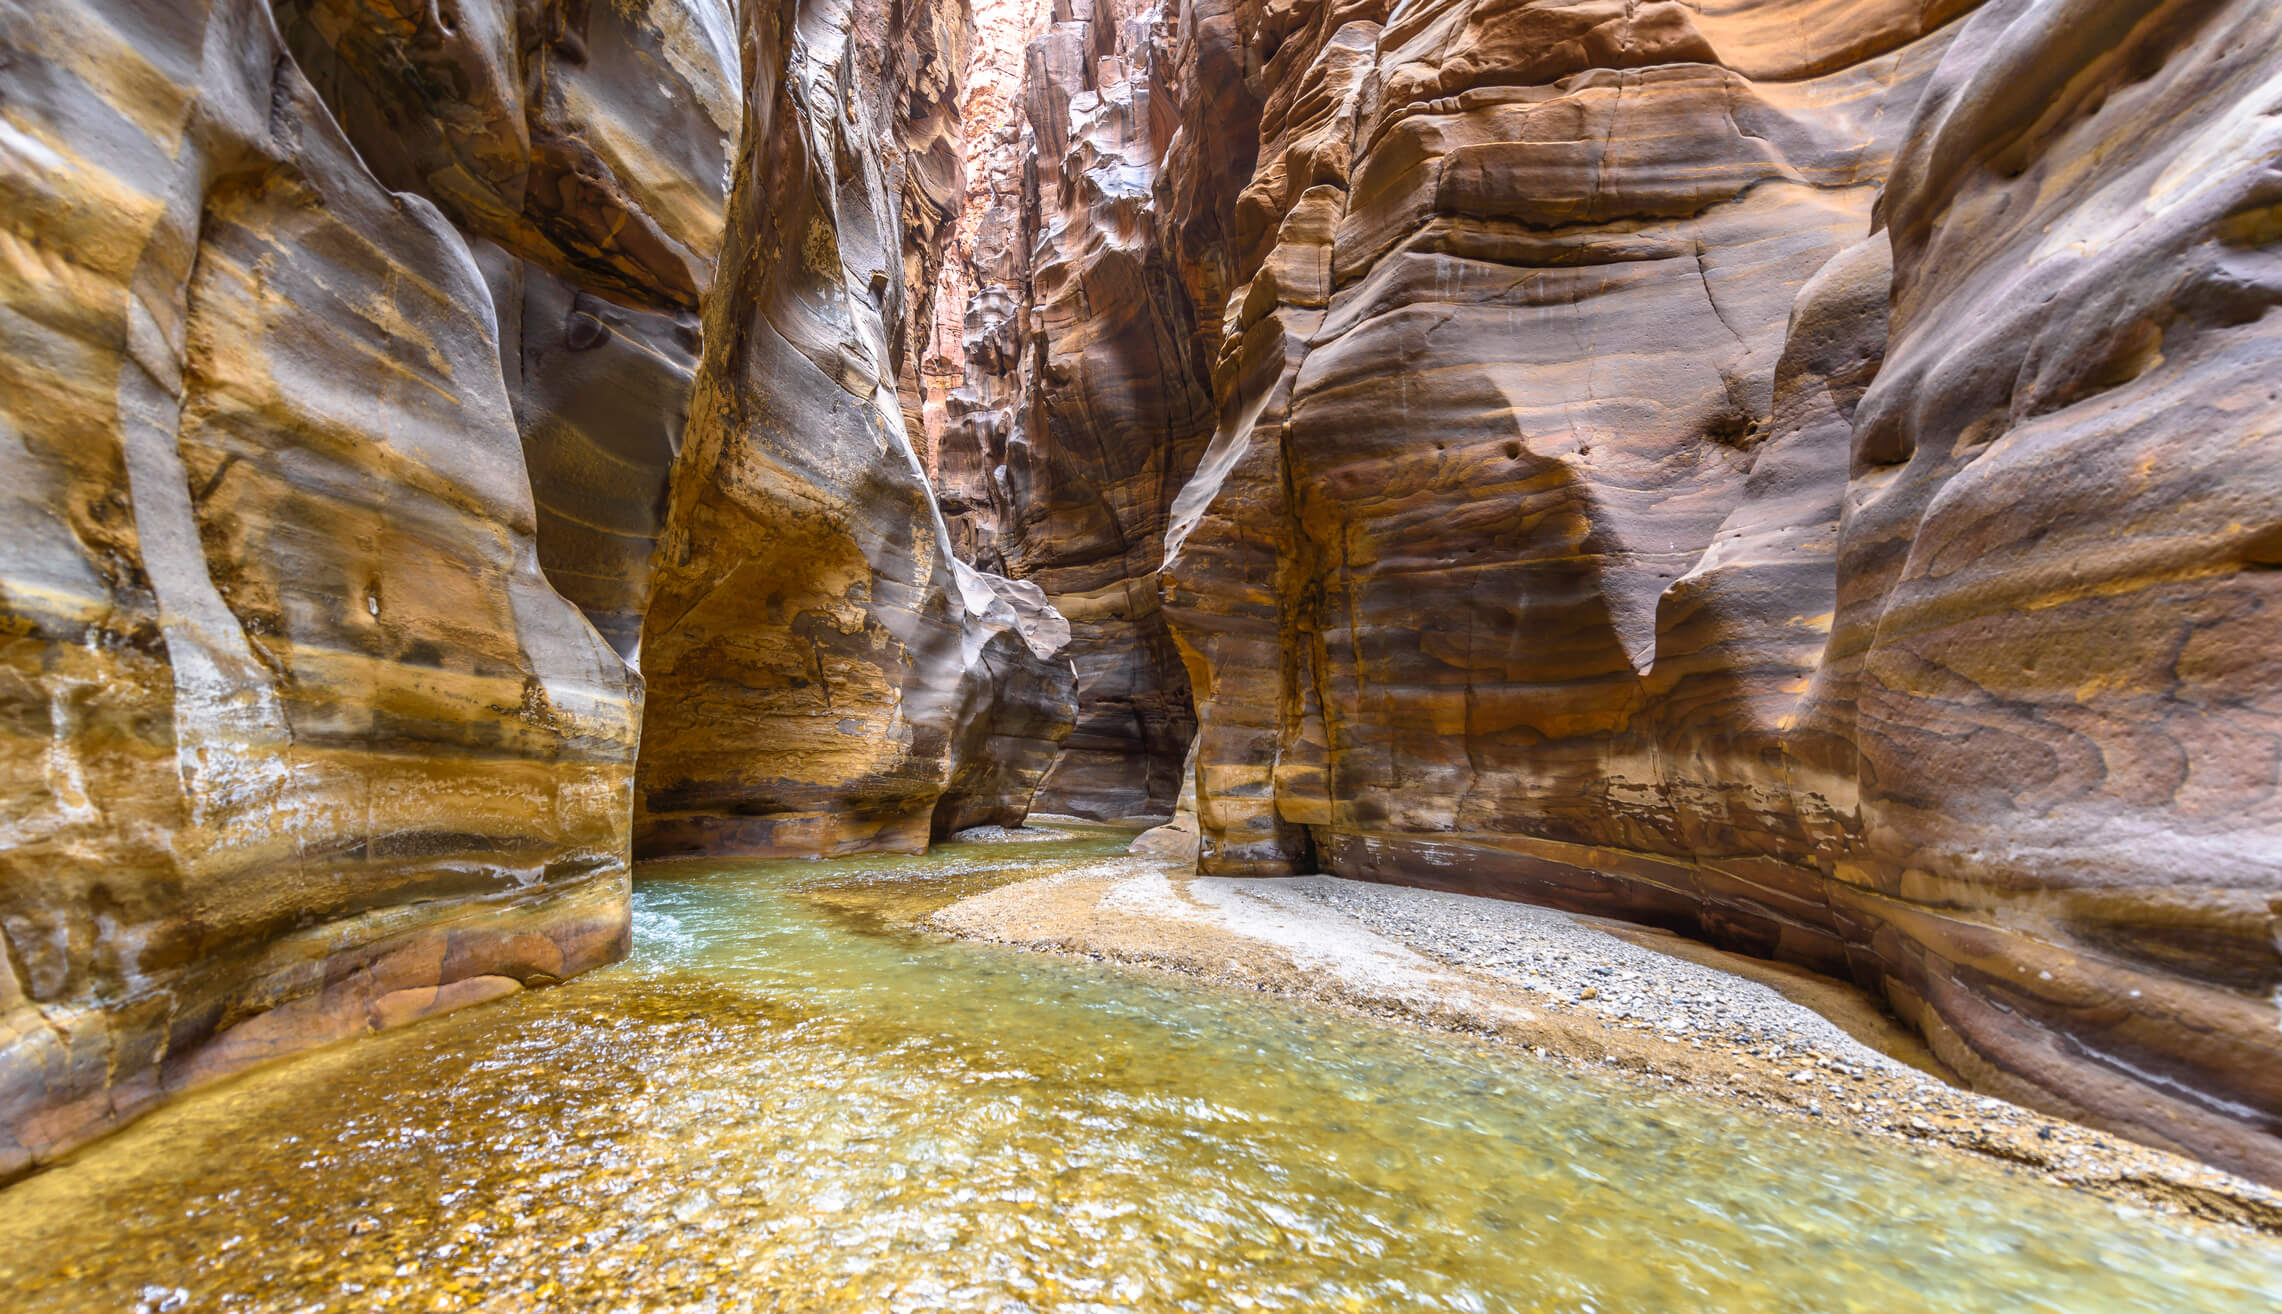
[949,825,1064,844]
[1266,876,1918,1078]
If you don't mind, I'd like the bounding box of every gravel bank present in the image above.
[1267,876,1916,1075]
[948,825,1065,844]
[933,852,2282,1235]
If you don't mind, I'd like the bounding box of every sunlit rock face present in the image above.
[631,0,1077,861]
[1130,0,2282,1182]
[0,0,1073,1181]
[0,0,637,1181]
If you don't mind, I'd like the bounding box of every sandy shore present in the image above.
[933,842,2282,1235]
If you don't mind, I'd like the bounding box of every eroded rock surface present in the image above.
[924,0,1215,823]
[273,0,744,313]
[271,0,746,661]
[632,0,1077,861]
[1816,0,2282,1185]
[993,0,2282,1183]
[0,0,637,1181]
[0,0,1073,1181]
[8,0,2278,1202]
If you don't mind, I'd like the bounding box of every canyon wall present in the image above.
[8,0,2276,1195]
[0,0,1071,1180]
[925,0,1214,822]
[974,0,2282,1183]
[0,0,649,1181]
[631,0,1078,860]
[269,0,748,659]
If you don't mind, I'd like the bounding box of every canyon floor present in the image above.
[935,828,2282,1237]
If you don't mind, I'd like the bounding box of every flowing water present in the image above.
[4,825,2280,1313]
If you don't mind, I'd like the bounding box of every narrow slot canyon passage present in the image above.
[5,0,2282,1308]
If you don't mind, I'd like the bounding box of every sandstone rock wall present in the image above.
[274,0,746,660]
[0,0,641,1181]
[918,0,1049,569]
[1086,0,2282,1183]
[1820,0,2282,1184]
[926,0,1219,822]
[1,0,1073,1180]
[631,0,1077,860]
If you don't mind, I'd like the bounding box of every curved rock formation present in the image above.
[275,0,745,660]
[0,0,636,1180]
[1131,0,2282,1183]
[0,0,1073,1180]
[6,0,2276,1200]
[1168,0,1963,876]
[273,0,744,313]
[631,0,1077,861]
[1817,0,2282,1185]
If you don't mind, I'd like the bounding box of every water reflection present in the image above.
[2,827,2277,1312]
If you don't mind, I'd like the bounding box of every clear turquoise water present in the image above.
[2,826,2277,1312]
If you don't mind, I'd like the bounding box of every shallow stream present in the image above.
[4,826,2279,1312]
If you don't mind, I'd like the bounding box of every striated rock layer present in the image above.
[632,0,1077,861]
[276,1,743,658]
[1096,0,2282,1183]
[0,0,1073,1180]
[928,0,1216,822]
[0,0,642,1181]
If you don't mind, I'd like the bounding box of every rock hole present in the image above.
[1705,409,1760,449]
